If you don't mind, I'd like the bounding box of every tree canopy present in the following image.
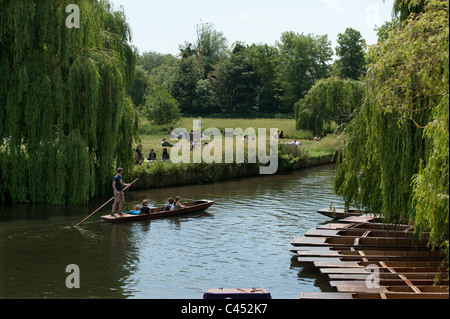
[294,77,365,135]
[334,28,367,80]
[0,0,138,205]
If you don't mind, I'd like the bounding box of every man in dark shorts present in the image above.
[111,168,130,217]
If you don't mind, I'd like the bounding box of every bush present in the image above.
[142,83,181,126]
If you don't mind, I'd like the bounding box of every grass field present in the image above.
[135,117,341,161]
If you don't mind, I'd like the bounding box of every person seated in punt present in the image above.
[140,200,151,214]
[174,196,186,210]
[127,205,142,215]
[164,198,175,211]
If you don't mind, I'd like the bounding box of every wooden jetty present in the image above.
[292,208,449,300]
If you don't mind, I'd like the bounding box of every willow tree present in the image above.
[0,1,138,205]
[393,0,428,21]
[294,77,365,135]
[335,0,448,253]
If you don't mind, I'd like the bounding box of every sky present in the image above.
[110,0,395,56]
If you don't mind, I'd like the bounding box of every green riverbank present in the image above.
[129,152,337,191]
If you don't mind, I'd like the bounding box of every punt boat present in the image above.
[101,199,214,222]
[317,208,365,220]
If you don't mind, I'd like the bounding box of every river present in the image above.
[0,164,346,299]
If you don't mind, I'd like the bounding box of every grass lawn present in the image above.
[136,117,341,161]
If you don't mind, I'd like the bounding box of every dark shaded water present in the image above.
[0,164,345,299]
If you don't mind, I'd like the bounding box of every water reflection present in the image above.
[0,164,343,298]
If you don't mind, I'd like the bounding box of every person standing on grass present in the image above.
[111,167,130,217]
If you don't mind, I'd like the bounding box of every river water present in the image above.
[0,164,345,299]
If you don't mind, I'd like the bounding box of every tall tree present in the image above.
[0,1,138,204]
[171,55,202,115]
[334,28,367,80]
[210,43,260,115]
[335,0,448,254]
[248,44,281,113]
[276,32,333,113]
[196,22,228,78]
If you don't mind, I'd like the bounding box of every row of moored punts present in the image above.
[292,208,449,299]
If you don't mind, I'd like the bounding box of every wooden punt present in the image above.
[300,292,449,299]
[317,222,415,231]
[311,259,445,268]
[203,288,272,299]
[101,200,214,222]
[295,212,448,299]
[317,208,365,220]
[294,249,445,261]
[291,236,430,248]
[320,267,445,275]
[328,272,449,281]
[304,228,427,239]
[330,280,449,289]
[334,284,449,294]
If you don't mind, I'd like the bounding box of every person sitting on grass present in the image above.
[286,139,301,145]
[161,139,173,147]
[148,148,156,161]
[162,148,170,161]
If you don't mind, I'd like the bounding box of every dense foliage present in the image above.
[132,23,336,117]
[294,77,365,135]
[0,0,138,204]
[334,0,448,253]
[334,28,367,80]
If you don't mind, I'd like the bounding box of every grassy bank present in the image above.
[130,117,341,190]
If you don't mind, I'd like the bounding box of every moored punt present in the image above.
[304,228,428,240]
[291,236,431,248]
[292,213,448,299]
[334,284,449,294]
[328,272,449,281]
[330,280,449,289]
[203,288,272,299]
[101,200,214,222]
[317,208,365,220]
[318,222,418,233]
[300,292,449,299]
[320,267,445,274]
[293,248,445,261]
[311,260,446,268]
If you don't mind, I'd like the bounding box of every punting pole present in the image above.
[74,177,139,227]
